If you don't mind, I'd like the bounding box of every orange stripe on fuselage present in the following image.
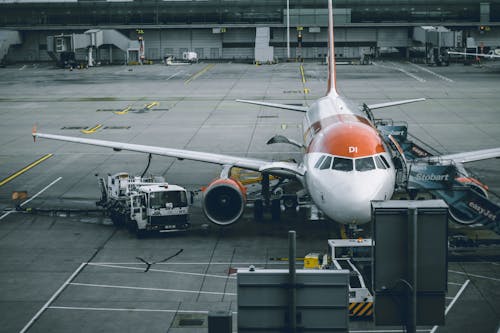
[306,114,386,158]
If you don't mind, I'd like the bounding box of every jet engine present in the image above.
[202,178,247,226]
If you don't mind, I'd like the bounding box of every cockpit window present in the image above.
[319,156,332,170]
[380,155,391,168]
[314,155,326,169]
[375,156,387,169]
[332,157,353,171]
[355,157,376,172]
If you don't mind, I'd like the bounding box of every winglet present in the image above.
[32,124,37,142]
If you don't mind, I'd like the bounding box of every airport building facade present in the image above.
[1,0,499,64]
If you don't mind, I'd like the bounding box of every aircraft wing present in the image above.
[367,98,426,110]
[236,99,308,112]
[448,51,500,59]
[424,147,500,164]
[33,132,305,177]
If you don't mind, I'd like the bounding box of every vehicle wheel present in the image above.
[254,199,264,222]
[282,195,297,211]
[134,222,146,239]
[271,198,281,221]
[110,212,123,227]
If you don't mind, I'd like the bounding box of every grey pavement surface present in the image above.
[0,61,499,332]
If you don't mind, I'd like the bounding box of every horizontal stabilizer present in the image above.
[236,99,308,112]
[267,135,303,148]
[367,98,426,110]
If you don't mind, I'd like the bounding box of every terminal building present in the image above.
[0,0,499,65]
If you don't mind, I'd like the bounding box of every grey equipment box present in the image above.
[237,268,350,333]
[372,200,448,326]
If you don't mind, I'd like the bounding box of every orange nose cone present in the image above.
[308,122,385,158]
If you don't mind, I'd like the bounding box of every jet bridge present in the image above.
[47,29,140,67]
[372,114,500,234]
[0,30,21,65]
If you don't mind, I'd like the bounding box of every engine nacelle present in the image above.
[202,178,247,226]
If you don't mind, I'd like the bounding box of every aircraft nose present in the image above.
[325,172,389,224]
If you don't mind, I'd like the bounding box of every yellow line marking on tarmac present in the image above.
[299,64,310,94]
[114,106,131,115]
[300,64,306,84]
[145,101,159,109]
[80,124,103,134]
[185,64,215,84]
[0,154,53,187]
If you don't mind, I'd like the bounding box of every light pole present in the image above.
[287,0,290,59]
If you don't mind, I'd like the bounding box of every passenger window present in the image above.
[314,155,326,169]
[380,155,391,168]
[375,156,387,169]
[332,157,353,171]
[355,157,376,171]
[319,156,332,170]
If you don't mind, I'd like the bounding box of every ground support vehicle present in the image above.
[304,238,374,319]
[97,172,190,237]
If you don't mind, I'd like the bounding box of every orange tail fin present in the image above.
[326,0,338,96]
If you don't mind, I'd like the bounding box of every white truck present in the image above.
[97,172,190,237]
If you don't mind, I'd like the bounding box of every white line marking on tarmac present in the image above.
[349,329,430,333]
[88,263,236,280]
[166,71,183,80]
[430,279,470,333]
[0,177,62,221]
[48,306,216,314]
[20,177,62,208]
[447,281,463,286]
[70,282,236,296]
[20,263,87,333]
[373,62,426,82]
[446,280,471,315]
[49,306,239,315]
[0,210,14,221]
[449,270,500,282]
[89,262,289,265]
[408,63,454,83]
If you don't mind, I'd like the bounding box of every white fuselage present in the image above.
[302,93,396,224]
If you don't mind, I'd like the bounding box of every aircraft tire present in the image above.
[254,199,264,222]
[110,211,124,227]
[271,199,281,221]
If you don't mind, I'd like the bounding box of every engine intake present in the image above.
[202,178,246,226]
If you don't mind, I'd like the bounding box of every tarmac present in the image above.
[0,60,499,333]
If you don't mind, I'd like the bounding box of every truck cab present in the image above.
[130,184,190,234]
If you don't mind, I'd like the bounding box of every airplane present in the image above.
[448,48,500,60]
[33,0,500,231]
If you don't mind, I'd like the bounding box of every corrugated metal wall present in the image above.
[5,26,416,63]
